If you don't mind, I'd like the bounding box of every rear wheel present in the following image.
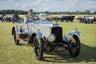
[68,35,81,57]
[13,30,19,45]
[33,36,44,60]
[66,20,68,22]
[91,20,93,23]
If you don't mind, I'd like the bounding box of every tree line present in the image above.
[0,10,96,14]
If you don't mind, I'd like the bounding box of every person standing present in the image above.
[12,14,15,24]
[24,9,35,24]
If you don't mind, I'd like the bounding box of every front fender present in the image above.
[68,30,82,36]
[35,32,44,38]
[63,30,81,42]
[28,32,44,43]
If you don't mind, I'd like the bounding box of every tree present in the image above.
[93,11,96,14]
[84,10,91,14]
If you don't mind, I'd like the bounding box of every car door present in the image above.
[20,23,29,34]
[28,22,37,36]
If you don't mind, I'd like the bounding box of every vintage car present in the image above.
[39,13,50,21]
[60,16,75,22]
[12,18,81,60]
[79,16,95,23]
[0,14,5,22]
[3,14,21,22]
[50,15,75,22]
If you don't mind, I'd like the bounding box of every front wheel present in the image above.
[33,36,44,60]
[68,35,81,57]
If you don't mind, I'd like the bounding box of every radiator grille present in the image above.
[51,27,62,43]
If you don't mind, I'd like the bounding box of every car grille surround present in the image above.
[51,27,62,43]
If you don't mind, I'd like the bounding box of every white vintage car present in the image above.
[12,18,81,60]
[39,13,50,21]
[79,16,95,23]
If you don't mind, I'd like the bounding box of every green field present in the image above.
[0,18,96,64]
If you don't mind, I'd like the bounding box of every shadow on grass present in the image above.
[19,42,96,63]
[18,43,33,46]
[42,43,96,63]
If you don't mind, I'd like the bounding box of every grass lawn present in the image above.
[0,19,96,64]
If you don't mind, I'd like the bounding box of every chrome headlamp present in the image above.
[47,34,56,42]
[66,33,73,41]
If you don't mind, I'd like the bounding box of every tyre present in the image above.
[13,30,19,45]
[79,20,81,23]
[68,35,81,57]
[91,20,93,23]
[33,36,44,60]
[84,21,87,23]
[66,20,68,22]
[91,21,93,23]
[1,19,4,22]
[71,20,73,22]
[70,20,73,22]
[84,19,87,23]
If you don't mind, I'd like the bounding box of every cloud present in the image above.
[86,0,96,9]
[88,0,96,4]
[67,0,78,6]
[22,0,42,9]
[34,0,42,5]
[16,3,19,7]
[15,3,23,10]
[0,0,21,1]
[41,3,49,11]
[0,0,96,12]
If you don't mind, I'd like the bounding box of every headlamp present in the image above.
[47,34,56,42]
[66,33,73,41]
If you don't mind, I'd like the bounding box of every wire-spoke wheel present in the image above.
[13,30,19,45]
[68,35,81,57]
[33,36,44,60]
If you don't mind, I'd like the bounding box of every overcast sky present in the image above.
[0,0,96,12]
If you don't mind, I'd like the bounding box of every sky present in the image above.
[0,0,96,12]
